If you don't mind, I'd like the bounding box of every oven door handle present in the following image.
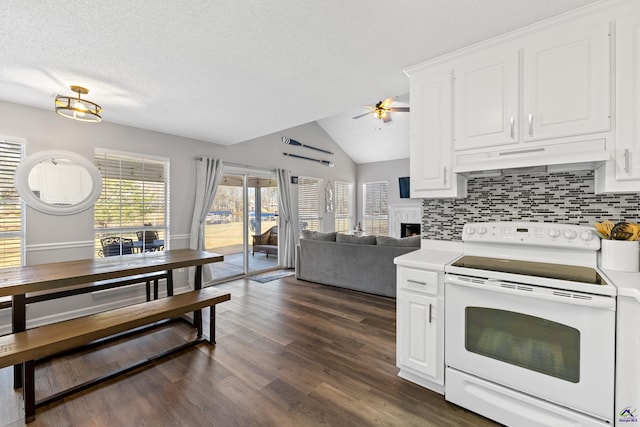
[446,276,616,310]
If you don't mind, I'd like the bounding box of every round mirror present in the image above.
[15,150,103,215]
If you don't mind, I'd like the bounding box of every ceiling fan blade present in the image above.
[388,107,410,113]
[352,111,372,119]
[380,97,395,109]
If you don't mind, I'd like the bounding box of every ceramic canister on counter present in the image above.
[601,239,640,272]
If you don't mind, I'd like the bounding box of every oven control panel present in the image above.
[462,221,600,249]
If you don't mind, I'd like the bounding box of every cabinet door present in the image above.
[522,21,610,142]
[454,49,519,151]
[409,69,465,198]
[615,12,640,181]
[398,290,438,378]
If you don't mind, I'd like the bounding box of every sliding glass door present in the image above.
[204,168,278,282]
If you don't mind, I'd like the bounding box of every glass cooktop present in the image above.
[451,256,604,285]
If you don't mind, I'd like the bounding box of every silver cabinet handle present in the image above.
[624,149,631,174]
[407,279,426,286]
[443,167,447,186]
[428,303,433,324]
[498,147,545,157]
[528,114,533,137]
[510,117,515,139]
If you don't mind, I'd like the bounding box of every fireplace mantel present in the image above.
[389,203,422,238]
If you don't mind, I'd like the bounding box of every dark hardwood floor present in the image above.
[1,275,498,426]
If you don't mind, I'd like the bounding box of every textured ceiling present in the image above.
[0,0,599,163]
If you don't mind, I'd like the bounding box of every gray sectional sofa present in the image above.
[295,231,420,297]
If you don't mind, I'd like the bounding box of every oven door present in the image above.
[445,274,615,421]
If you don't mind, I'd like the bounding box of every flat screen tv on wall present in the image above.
[399,177,410,198]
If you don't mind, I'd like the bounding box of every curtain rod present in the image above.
[193,157,276,173]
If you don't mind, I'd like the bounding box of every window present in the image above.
[297,177,321,231]
[334,181,353,232]
[94,150,168,256]
[0,140,23,268]
[363,181,388,235]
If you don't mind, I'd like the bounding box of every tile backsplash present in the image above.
[421,169,640,241]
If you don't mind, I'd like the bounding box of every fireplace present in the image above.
[401,223,421,238]
[389,203,421,238]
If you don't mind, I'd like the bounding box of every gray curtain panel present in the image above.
[276,169,299,268]
[189,157,224,283]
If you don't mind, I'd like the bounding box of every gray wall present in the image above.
[0,99,356,333]
[0,99,356,265]
[421,168,640,240]
[356,158,410,228]
[222,123,356,232]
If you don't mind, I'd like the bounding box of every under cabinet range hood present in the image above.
[461,162,604,180]
[453,139,609,174]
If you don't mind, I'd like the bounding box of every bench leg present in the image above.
[23,360,36,423]
[194,265,203,337]
[12,294,26,389]
[145,281,151,302]
[167,270,174,297]
[153,279,159,300]
[209,305,216,345]
[195,309,203,338]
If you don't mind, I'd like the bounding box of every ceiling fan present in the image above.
[352,98,410,123]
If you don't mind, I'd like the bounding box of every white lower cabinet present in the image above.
[396,266,444,393]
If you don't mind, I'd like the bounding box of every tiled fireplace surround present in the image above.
[420,169,640,241]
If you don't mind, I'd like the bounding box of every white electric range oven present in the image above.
[444,222,616,427]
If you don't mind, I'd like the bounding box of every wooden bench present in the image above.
[0,286,230,423]
[0,271,171,312]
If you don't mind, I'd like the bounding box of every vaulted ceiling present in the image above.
[1,1,599,163]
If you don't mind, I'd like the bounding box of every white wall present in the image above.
[356,158,412,227]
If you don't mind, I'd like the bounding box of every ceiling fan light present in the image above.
[374,109,387,120]
[54,85,102,123]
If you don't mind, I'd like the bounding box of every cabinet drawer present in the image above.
[399,267,438,295]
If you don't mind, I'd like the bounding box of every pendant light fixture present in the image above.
[55,85,102,122]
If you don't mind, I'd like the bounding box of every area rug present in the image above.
[248,269,295,283]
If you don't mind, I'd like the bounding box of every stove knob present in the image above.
[563,229,577,240]
[466,226,476,235]
[477,226,487,235]
[548,228,561,238]
[580,230,595,242]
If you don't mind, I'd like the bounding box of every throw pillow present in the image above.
[300,230,337,241]
[376,235,421,247]
[336,233,377,245]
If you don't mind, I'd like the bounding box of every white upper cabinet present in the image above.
[522,21,611,142]
[454,49,519,151]
[407,67,467,198]
[451,14,611,173]
[595,7,640,193]
[613,11,640,181]
[405,0,638,190]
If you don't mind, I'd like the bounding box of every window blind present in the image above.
[298,177,320,231]
[334,181,353,232]
[94,151,168,256]
[0,140,23,268]
[363,181,389,236]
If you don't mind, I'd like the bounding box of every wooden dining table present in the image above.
[0,248,224,388]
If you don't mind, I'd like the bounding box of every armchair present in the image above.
[252,226,278,258]
[136,230,164,251]
[100,237,134,257]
